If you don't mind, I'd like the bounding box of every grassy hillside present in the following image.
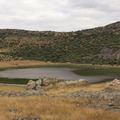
[0,22,120,65]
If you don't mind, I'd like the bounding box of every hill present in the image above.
[0,21,120,65]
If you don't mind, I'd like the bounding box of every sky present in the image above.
[0,0,120,32]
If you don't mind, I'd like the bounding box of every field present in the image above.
[0,97,120,120]
[0,83,120,120]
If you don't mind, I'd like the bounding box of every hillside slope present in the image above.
[0,22,120,65]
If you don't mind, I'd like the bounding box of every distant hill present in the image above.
[0,21,120,65]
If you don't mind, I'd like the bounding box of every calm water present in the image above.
[0,68,118,83]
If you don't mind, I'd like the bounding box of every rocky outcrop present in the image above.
[26,80,36,90]
[57,79,88,86]
[107,79,120,86]
[0,78,89,97]
[0,80,47,97]
[67,87,120,106]
[0,90,47,97]
[26,78,88,88]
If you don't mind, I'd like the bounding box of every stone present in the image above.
[43,78,50,86]
[46,84,53,89]
[13,117,40,120]
[36,85,42,91]
[9,109,19,113]
[25,90,46,96]
[78,79,88,85]
[65,81,77,85]
[108,103,113,106]
[25,90,40,96]
[36,79,42,86]
[26,80,36,90]
[107,79,120,86]
[57,81,66,86]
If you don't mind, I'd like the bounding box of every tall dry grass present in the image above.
[1,60,120,69]
[0,96,119,120]
[0,82,120,120]
[45,83,107,96]
[0,85,25,92]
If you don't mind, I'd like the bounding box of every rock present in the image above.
[67,87,120,106]
[25,90,47,96]
[25,80,47,96]
[46,84,53,89]
[9,109,19,113]
[36,85,42,91]
[0,80,47,97]
[13,117,40,120]
[0,90,47,97]
[36,79,42,86]
[43,78,50,86]
[26,80,36,90]
[57,81,66,86]
[107,79,120,86]
[25,90,40,96]
[102,87,120,93]
[65,81,77,85]
[108,103,113,106]
[56,79,88,86]
[78,79,88,85]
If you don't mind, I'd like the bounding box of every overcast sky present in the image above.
[0,0,120,31]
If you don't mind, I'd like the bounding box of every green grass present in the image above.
[10,64,92,69]
[0,77,37,84]
[73,67,120,76]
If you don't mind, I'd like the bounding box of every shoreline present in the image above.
[0,60,120,69]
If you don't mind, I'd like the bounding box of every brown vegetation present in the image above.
[0,97,120,120]
[0,60,120,69]
[0,82,120,120]
[0,60,66,68]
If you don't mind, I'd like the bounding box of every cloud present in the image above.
[0,0,119,31]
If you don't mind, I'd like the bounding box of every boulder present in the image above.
[26,80,36,90]
[43,78,50,86]
[36,85,42,91]
[36,79,42,86]
[78,79,88,85]
[107,79,120,86]
[65,81,77,85]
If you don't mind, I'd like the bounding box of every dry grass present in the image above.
[0,60,120,69]
[0,83,120,120]
[0,85,25,92]
[0,83,106,96]
[45,83,107,96]
[0,97,120,120]
[0,60,62,68]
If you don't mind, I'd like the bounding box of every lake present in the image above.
[0,67,119,83]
